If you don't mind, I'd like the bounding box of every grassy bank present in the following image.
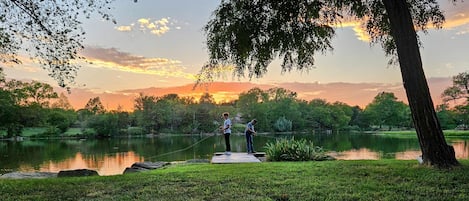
[378,130,469,138]
[1,160,469,200]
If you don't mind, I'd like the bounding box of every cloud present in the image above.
[115,17,176,36]
[115,25,132,32]
[80,46,195,80]
[335,3,469,40]
[334,20,371,42]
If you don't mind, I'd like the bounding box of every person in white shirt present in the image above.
[221,112,232,155]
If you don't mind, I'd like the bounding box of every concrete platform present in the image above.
[211,152,263,164]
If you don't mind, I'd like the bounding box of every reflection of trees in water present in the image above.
[451,141,469,159]
[2,134,469,175]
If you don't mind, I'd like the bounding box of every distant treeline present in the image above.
[1,79,468,138]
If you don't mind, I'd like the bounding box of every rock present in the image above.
[123,167,148,174]
[123,161,170,174]
[57,169,99,177]
[131,162,170,170]
[1,172,57,179]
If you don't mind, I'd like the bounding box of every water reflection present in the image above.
[1,133,469,176]
[18,152,144,176]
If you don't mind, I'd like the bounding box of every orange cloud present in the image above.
[80,46,195,80]
[334,20,371,42]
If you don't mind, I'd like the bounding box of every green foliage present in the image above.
[47,110,71,133]
[1,0,121,87]
[127,127,144,135]
[442,71,469,103]
[86,113,118,137]
[363,92,411,130]
[264,138,331,161]
[20,127,47,137]
[273,117,292,132]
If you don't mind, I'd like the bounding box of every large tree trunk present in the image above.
[382,0,459,168]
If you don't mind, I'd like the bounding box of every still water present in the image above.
[1,133,468,175]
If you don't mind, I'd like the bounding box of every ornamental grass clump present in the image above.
[264,138,333,161]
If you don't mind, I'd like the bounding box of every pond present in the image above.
[1,133,468,175]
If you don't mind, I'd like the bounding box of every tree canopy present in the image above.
[0,0,120,88]
[202,0,462,167]
[199,0,451,80]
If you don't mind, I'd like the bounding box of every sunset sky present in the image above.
[3,0,469,110]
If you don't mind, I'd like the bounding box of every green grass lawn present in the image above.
[1,160,469,201]
[20,127,48,137]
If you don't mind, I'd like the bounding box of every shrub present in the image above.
[127,127,144,135]
[273,117,292,132]
[264,138,333,161]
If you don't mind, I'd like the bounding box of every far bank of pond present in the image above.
[1,132,469,175]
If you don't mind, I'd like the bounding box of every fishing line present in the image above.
[145,134,213,160]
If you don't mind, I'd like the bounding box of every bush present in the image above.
[264,138,333,161]
[273,117,292,132]
[127,127,144,135]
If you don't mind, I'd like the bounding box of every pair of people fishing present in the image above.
[220,112,257,155]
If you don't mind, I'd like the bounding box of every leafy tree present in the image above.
[442,72,469,103]
[86,113,119,137]
[236,88,270,131]
[436,104,458,130]
[304,99,352,132]
[201,0,460,167]
[51,93,74,110]
[84,97,105,115]
[0,89,21,137]
[133,93,158,134]
[195,93,217,132]
[47,110,71,133]
[349,106,370,130]
[363,92,410,130]
[0,0,121,88]
[3,80,58,107]
[22,81,58,107]
[454,104,469,128]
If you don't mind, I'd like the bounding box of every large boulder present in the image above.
[131,162,170,170]
[123,167,148,174]
[57,169,99,177]
[1,172,57,179]
[123,162,170,174]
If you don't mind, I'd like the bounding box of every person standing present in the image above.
[221,112,232,155]
[245,119,257,154]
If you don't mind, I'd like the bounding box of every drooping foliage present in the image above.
[200,0,450,80]
[0,0,121,88]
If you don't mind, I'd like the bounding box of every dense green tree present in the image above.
[134,93,158,134]
[0,89,21,137]
[363,92,410,130]
[195,93,217,132]
[454,104,469,129]
[436,104,458,130]
[304,99,352,132]
[87,113,119,137]
[201,0,460,167]
[3,80,58,107]
[47,110,72,133]
[348,106,370,130]
[0,0,122,88]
